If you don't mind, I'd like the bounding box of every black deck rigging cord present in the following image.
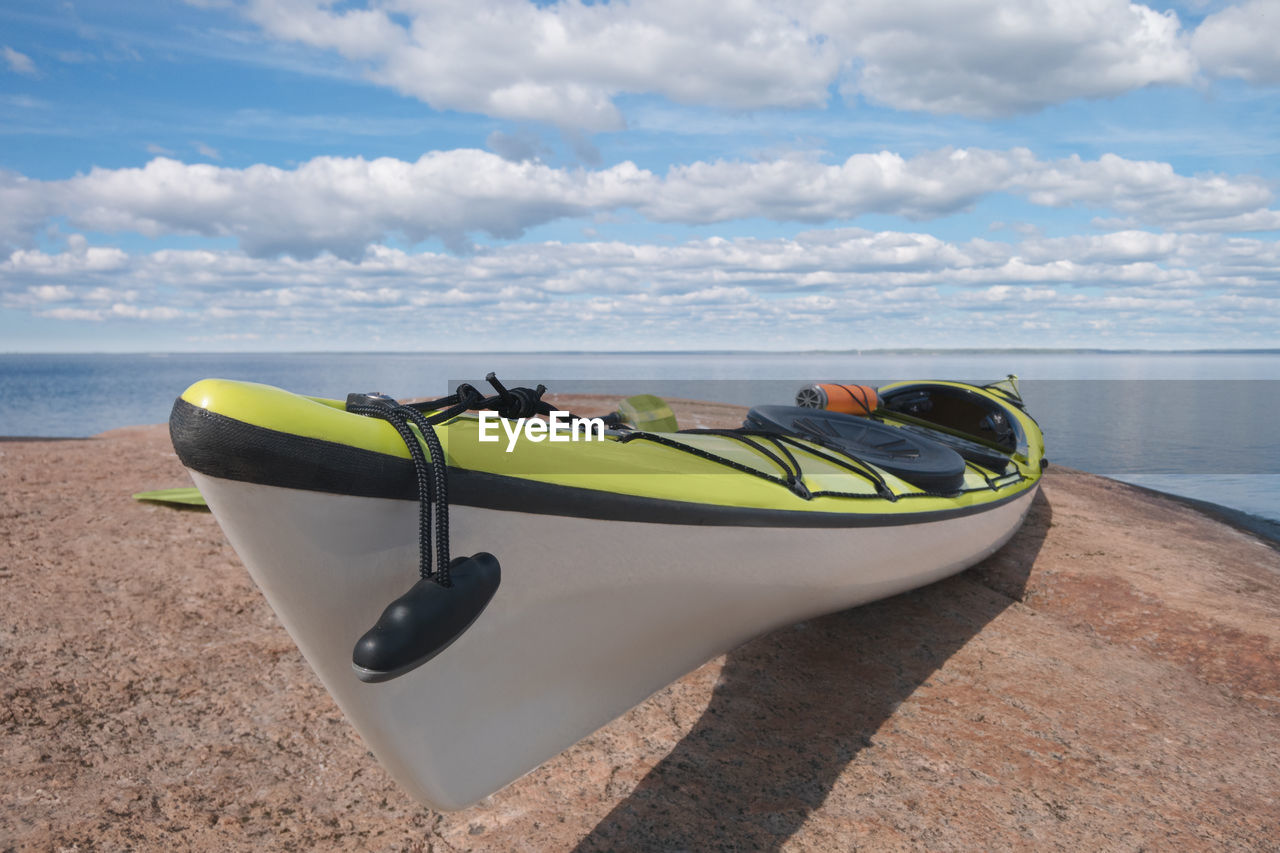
[345,394,454,585]
[344,373,556,684]
[344,373,555,589]
[615,427,900,500]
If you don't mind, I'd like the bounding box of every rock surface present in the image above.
[2,396,1278,851]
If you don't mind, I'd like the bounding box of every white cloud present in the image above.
[28,284,74,302]
[3,46,38,76]
[1016,231,1183,264]
[1013,153,1274,222]
[1,148,1274,258]
[644,149,1025,223]
[244,0,834,130]
[6,244,129,273]
[27,152,656,257]
[3,229,1275,348]
[239,0,1198,127]
[1192,0,1280,84]
[1149,209,1280,234]
[194,141,222,160]
[827,0,1195,116]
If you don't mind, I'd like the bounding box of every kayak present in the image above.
[170,375,1044,810]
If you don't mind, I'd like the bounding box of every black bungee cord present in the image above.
[344,373,553,683]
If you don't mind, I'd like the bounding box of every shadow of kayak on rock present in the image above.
[574,489,1052,852]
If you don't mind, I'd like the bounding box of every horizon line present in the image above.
[3,348,1280,357]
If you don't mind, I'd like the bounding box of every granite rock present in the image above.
[1,397,1276,851]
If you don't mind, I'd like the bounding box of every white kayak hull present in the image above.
[189,470,1037,810]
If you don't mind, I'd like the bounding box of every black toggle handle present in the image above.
[352,552,501,683]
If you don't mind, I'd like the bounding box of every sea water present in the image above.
[2,351,1278,523]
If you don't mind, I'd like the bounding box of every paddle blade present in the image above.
[132,487,208,507]
[615,394,678,432]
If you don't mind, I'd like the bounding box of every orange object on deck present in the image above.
[795,383,880,416]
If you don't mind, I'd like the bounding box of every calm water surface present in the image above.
[2,352,1278,522]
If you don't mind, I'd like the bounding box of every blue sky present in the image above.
[2,0,1278,351]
